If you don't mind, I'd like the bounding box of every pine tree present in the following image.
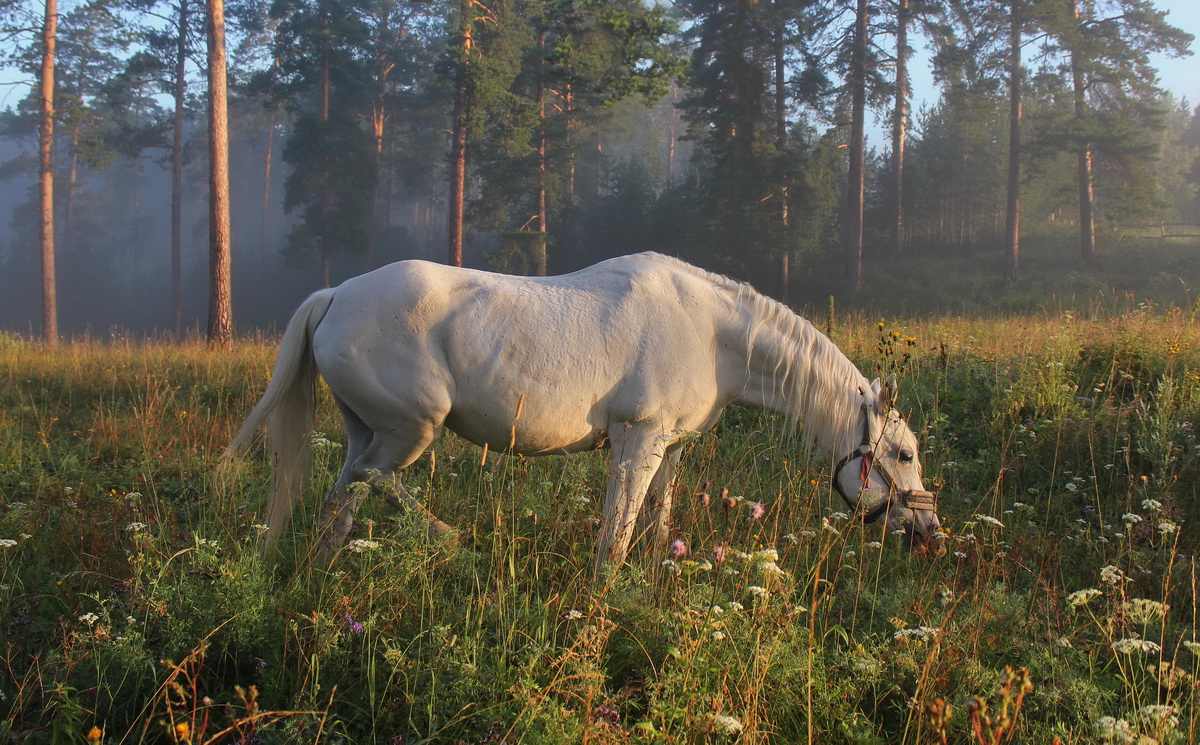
[206,0,232,346]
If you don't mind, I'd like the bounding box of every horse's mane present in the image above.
[640,252,867,456]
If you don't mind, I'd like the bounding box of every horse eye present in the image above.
[899,450,914,464]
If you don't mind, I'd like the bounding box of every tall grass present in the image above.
[0,305,1197,744]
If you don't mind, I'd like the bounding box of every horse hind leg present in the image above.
[318,419,451,562]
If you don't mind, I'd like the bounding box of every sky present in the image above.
[1148,0,1200,106]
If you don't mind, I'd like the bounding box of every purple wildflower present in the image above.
[749,501,766,520]
[670,539,688,558]
[712,544,728,564]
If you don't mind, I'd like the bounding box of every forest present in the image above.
[0,0,1197,335]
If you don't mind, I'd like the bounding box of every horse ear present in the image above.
[881,374,898,409]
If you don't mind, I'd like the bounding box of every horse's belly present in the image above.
[443,403,605,456]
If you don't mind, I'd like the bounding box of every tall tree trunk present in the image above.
[39,0,57,344]
[447,0,470,267]
[65,129,77,255]
[773,18,790,304]
[1070,0,1096,263]
[172,0,187,336]
[206,0,233,347]
[1004,1,1021,281]
[260,113,273,269]
[319,31,332,287]
[368,15,391,272]
[891,0,909,256]
[533,28,547,276]
[845,0,868,292]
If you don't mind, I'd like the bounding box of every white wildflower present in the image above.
[758,561,786,576]
[707,605,724,615]
[1122,513,1142,526]
[727,601,744,612]
[821,518,840,535]
[978,515,1005,529]
[747,585,770,598]
[310,432,339,448]
[697,560,713,571]
[125,522,147,533]
[1111,637,1161,654]
[563,609,583,620]
[783,533,799,544]
[1055,637,1073,648]
[939,589,955,606]
[953,551,967,559]
[0,539,16,548]
[660,559,681,575]
[710,714,743,735]
[798,530,816,538]
[753,548,779,562]
[1123,599,1169,623]
[1067,588,1103,607]
[843,551,856,560]
[1137,705,1178,729]
[711,630,726,641]
[79,612,100,626]
[1100,565,1126,585]
[250,524,269,534]
[1157,520,1178,535]
[866,541,882,549]
[346,539,381,553]
[1141,499,1163,512]
[828,511,850,521]
[1184,640,1200,654]
[1094,716,1134,743]
[893,626,939,643]
[196,538,219,549]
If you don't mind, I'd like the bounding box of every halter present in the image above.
[832,404,938,524]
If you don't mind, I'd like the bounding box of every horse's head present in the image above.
[833,376,944,556]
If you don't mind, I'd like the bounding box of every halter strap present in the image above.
[832,404,937,523]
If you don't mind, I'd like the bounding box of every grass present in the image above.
[0,304,1197,744]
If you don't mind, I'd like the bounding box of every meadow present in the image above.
[0,297,1198,744]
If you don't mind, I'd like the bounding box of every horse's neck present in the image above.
[729,301,865,456]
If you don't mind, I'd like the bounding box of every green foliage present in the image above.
[0,313,1197,742]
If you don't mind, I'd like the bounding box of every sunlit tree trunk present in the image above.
[448,0,470,267]
[40,0,57,344]
[172,0,187,335]
[206,0,233,347]
[845,0,867,292]
[1004,0,1021,282]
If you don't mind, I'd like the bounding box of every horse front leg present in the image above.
[638,444,682,552]
[596,423,673,574]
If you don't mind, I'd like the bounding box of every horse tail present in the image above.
[223,289,337,551]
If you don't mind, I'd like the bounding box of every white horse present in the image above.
[225,252,941,569]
